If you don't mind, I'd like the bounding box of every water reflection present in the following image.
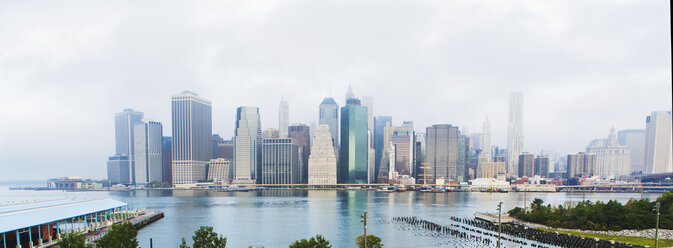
[0,187,663,248]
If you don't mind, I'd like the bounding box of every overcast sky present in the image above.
[0,0,670,181]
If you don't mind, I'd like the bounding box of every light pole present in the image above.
[655,202,660,248]
[497,202,503,248]
[361,211,368,248]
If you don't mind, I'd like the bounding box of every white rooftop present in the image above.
[0,199,127,233]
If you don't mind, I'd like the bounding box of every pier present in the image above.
[0,199,159,248]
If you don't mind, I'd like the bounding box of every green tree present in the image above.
[95,222,138,248]
[288,235,332,248]
[190,226,227,248]
[355,234,383,248]
[180,238,190,248]
[58,232,93,248]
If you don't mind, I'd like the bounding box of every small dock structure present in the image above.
[0,199,143,248]
[474,212,515,224]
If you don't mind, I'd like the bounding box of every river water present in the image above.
[0,187,662,247]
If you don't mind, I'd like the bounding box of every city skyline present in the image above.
[1,1,671,180]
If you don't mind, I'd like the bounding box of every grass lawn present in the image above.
[542,228,673,247]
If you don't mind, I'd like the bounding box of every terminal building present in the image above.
[0,199,138,248]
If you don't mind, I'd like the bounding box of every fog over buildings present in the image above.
[0,1,671,180]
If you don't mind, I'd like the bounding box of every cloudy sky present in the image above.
[0,0,670,181]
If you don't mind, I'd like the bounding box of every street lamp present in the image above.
[497,202,503,248]
[361,211,368,248]
[654,202,660,248]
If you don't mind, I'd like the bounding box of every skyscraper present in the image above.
[261,138,301,184]
[518,153,534,178]
[482,116,492,159]
[618,129,645,173]
[171,91,212,185]
[567,152,596,178]
[345,85,355,103]
[288,124,311,183]
[586,127,631,177]
[374,116,393,176]
[133,120,163,185]
[643,111,672,174]
[114,108,143,183]
[279,97,289,138]
[534,154,550,178]
[319,97,339,148]
[507,92,524,177]
[309,125,337,184]
[424,124,461,184]
[234,106,262,184]
[361,96,374,131]
[390,125,414,176]
[339,98,369,183]
[162,137,172,184]
[115,109,144,156]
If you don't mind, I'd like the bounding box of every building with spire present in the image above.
[279,97,289,138]
[308,125,337,184]
[586,127,631,178]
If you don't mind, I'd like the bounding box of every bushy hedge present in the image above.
[508,190,673,231]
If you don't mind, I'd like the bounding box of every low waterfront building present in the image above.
[0,199,136,248]
[207,158,232,184]
[477,161,506,179]
[515,183,556,192]
[47,177,102,190]
[469,178,510,191]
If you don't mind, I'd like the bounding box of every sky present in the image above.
[0,0,671,181]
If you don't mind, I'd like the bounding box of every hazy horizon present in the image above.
[1,1,671,180]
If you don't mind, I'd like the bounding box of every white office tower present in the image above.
[586,127,631,177]
[368,129,375,183]
[133,120,163,185]
[279,97,289,138]
[644,111,672,174]
[171,91,212,185]
[482,116,492,160]
[308,125,337,184]
[234,106,261,184]
[507,92,524,177]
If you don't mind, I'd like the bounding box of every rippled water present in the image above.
[0,187,662,247]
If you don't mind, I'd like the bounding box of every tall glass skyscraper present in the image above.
[113,108,143,185]
[374,116,392,179]
[339,98,368,183]
[319,97,339,147]
[234,106,262,184]
[171,91,212,185]
[507,92,524,177]
[133,120,163,185]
